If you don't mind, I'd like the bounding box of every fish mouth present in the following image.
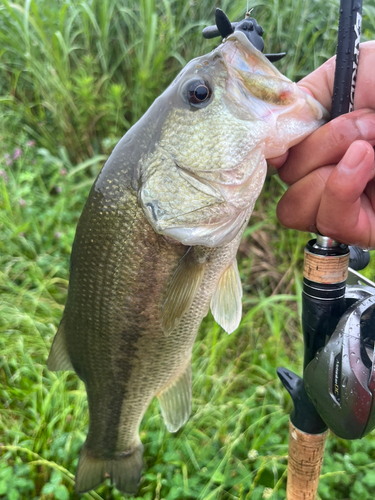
[219,31,328,125]
[216,31,328,157]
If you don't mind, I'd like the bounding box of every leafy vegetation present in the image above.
[1,1,375,499]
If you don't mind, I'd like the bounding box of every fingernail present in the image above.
[339,142,370,173]
[356,113,375,139]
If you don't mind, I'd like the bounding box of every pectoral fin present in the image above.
[162,248,206,335]
[210,259,243,334]
[157,360,192,433]
[47,320,74,371]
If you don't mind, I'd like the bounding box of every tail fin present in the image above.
[75,443,144,495]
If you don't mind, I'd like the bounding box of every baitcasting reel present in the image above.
[304,289,375,439]
[279,236,375,440]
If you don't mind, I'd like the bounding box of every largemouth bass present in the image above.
[47,31,327,494]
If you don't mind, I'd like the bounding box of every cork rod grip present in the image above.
[287,421,328,500]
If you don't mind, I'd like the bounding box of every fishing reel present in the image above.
[278,236,375,440]
[202,8,286,62]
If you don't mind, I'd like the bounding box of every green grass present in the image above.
[1,1,375,499]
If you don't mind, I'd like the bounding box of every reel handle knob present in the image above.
[349,246,370,271]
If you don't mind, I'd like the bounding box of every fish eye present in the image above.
[184,79,212,107]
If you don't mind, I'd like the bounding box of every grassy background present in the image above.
[1,1,375,499]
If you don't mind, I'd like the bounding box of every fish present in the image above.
[47,30,327,495]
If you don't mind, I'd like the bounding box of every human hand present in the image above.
[270,41,375,248]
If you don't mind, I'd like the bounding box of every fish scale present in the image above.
[47,30,327,494]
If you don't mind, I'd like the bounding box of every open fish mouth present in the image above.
[220,31,328,143]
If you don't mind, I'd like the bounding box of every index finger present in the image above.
[278,109,375,186]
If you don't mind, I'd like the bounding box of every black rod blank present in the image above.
[331,0,363,118]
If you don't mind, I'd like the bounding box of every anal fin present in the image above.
[157,360,192,433]
[75,442,143,495]
[47,320,74,371]
[210,259,243,334]
[162,247,206,335]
